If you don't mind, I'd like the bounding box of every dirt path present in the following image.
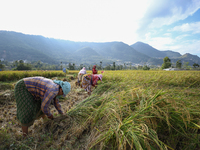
[0,79,89,137]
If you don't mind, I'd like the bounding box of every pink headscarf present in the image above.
[97,74,102,81]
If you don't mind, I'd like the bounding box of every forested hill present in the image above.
[1,31,200,65]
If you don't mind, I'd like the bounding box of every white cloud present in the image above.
[171,22,200,33]
[0,0,200,57]
[137,0,200,36]
[144,36,174,50]
[0,0,149,44]
[143,31,200,56]
[172,39,200,55]
[175,34,190,40]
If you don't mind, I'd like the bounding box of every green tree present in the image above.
[113,62,115,70]
[183,62,190,70]
[0,60,5,70]
[16,60,32,70]
[100,61,102,70]
[124,63,126,70]
[193,63,199,68]
[161,57,171,69]
[176,60,182,68]
[79,64,83,70]
[69,63,74,70]
[143,65,150,70]
[129,63,132,70]
[60,62,63,70]
[138,65,143,70]
[104,64,111,70]
[35,61,43,69]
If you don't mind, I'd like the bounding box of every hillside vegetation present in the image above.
[0,70,200,149]
[1,31,200,66]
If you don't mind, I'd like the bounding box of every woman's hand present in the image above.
[48,114,54,120]
[60,112,64,115]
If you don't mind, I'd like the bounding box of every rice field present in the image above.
[0,70,200,150]
[0,70,67,82]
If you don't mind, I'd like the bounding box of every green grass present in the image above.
[68,70,200,149]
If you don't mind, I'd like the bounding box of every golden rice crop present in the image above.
[0,70,200,149]
[0,70,67,81]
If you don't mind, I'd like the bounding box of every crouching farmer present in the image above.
[81,74,102,95]
[14,76,71,137]
[77,67,87,86]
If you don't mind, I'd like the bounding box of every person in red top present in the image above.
[92,65,98,74]
[81,74,102,95]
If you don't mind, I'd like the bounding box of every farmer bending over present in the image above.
[14,76,71,137]
[77,67,87,86]
[81,74,102,95]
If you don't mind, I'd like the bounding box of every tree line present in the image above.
[161,56,200,70]
[0,58,199,71]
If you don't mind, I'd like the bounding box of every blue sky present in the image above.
[0,0,200,57]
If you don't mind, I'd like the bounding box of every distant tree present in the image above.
[143,65,150,70]
[129,63,132,70]
[60,62,63,70]
[13,60,19,68]
[138,65,143,70]
[176,60,182,68]
[113,62,116,70]
[79,64,83,70]
[193,63,199,68]
[35,61,43,69]
[0,60,5,70]
[183,62,190,70]
[69,63,74,70]
[161,57,171,69]
[16,60,32,70]
[19,60,24,64]
[124,63,126,70]
[104,64,111,70]
[100,61,102,70]
[120,65,123,70]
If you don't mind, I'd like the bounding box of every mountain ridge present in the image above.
[1,30,200,66]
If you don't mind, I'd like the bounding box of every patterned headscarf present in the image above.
[79,67,87,74]
[53,80,71,96]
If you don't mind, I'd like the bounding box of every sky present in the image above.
[1,0,200,57]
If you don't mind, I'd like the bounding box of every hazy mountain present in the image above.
[0,31,78,63]
[130,42,166,58]
[1,30,200,66]
[130,41,200,65]
[179,53,200,64]
[130,42,182,59]
[0,31,150,65]
[162,50,181,58]
[72,47,105,64]
[79,42,151,63]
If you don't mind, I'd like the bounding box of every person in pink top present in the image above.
[81,74,103,95]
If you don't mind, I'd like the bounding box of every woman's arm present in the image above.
[54,98,63,114]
